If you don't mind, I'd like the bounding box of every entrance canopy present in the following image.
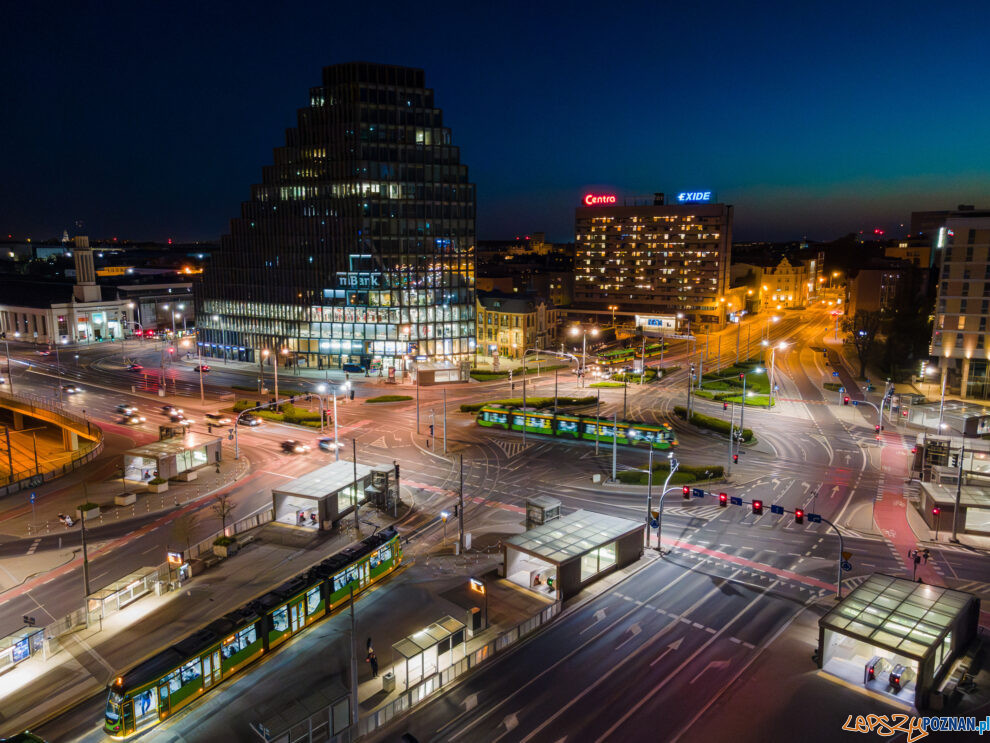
[506,509,641,566]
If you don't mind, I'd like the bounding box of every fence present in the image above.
[258,601,562,743]
[183,505,275,561]
[0,391,105,495]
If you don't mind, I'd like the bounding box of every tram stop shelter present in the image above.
[817,574,979,709]
[0,625,46,671]
[271,460,391,530]
[122,432,221,482]
[391,615,467,690]
[86,567,161,621]
[503,509,643,601]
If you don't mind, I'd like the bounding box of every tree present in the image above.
[169,512,198,551]
[211,492,235,534]
[842,309,883,379]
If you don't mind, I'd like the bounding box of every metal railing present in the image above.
[0,391,104,495]
[183,505,275,561]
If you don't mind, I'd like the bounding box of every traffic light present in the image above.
[718,492,727,507]
[752,499,763,514]
[932,506,941,517]
[739,373,745,381]
[843,396,850,405]
[875,424,881,433]
[428,424,434,436]
[682,485,690,499]
[453,504,459,517]
[349,389,355,400]
[508,370,513,382]
[290,396,297,404]
[394,463,400,479]
[733,453,739,464]
[794,508,804,524]
[722,402,728,411]
[911,447,917,454]
[168,347,175,355]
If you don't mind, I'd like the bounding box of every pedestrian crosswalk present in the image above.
[493,439,534,459]
[949,579,990,597]
[663,505,726,523]
[840,574,870,591]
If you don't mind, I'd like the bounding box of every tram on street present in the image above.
[476,405,678,449]
[104,527,402,739]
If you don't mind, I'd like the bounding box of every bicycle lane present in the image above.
[872,434,941,584]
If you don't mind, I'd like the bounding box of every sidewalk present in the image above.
[0,508,396,737]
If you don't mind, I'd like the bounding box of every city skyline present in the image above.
[4,1,990,244]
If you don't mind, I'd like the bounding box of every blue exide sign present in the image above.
[677,191,712,203]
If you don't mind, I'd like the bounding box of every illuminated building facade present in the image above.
[573,194,732,330]
[931,214,990,399]
[198,63,476,373]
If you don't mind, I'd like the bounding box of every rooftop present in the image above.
[506,509,642,565]
[272,461,381,500]
[820,574,976,660]
[125,432,221,459]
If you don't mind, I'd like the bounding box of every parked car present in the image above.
[280,440,311,454]
[127,363,143,371]
[194,365,211,372]
[121,414,147,425]
[61,384,83,394]
[238,413,261,426]
[205,413,232,426]
[342,363,365,374]
[116,403,138,415]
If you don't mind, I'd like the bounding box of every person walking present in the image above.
[922,548,930,564]
[367,647,378,678]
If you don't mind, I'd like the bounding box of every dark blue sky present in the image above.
[3,1,989,243]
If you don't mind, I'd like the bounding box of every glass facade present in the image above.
[199,63,476,372]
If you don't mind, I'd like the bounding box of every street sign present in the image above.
[841,551,852,560]
[770,504,784,515]
[691,488,705,498]
[807,513,822,523]
[730,496,743,506]
[29,492,35,504]
[841,560,852,572]
[650,519,659,529]
[839,387,845,393]
[832,371,839,377]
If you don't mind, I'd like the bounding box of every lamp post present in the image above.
[767,341,787,409]
[211,314,227,365]
[937,365,948,431]
[2,338,12,394]
[177,304,186,335]
[608,305,618,327]
[655,454,679,553]
[569,325,598,386]
[54,339,67,405]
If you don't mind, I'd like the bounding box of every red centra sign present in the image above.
[583,193,617,206]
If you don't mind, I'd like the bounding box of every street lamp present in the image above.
[608,305,618,327]
[317,382,341,461]
[569,325,598,385]
[766,341,788,408]
[654,454,679,552]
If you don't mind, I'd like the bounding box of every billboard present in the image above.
[635,315,677,331]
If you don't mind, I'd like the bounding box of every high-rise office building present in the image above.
[930,212,990,399]
[573,193,732,330]
[198,63,476,374]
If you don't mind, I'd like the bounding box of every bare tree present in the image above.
[211,492,235,534]
[169,512,197,551]
[842,309,883,379]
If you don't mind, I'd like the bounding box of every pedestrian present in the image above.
[923,548,930,564]
[367,647,378,678]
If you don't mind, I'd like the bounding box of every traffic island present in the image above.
[673,406,755,442]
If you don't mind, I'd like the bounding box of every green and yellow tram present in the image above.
[476,405,677,449]
[104,527,401,739]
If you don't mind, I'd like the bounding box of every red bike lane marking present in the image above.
[0,471,265,602]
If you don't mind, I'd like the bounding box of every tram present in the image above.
[476,405,677,449]
[104,527,401,738]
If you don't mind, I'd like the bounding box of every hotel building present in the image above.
[573,193,732,331]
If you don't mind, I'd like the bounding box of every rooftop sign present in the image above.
[676,191,713,203]
[583,193,617,206]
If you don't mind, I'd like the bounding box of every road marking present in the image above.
[614,623,641,650]
[689,659,730,684]
[580,609,607,635]
[595,580,782,743]
[25,538,41,555]
[649,637,683,667]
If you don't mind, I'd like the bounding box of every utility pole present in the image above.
[522,376,527,445]
[352,439,360,532]
[349,585,358,727]
[443,387,447,454]
[81,483,91,598]
[645,446,654,548]
[595,389,600,456]
[727,402,734,475]
[415,368,420,434]
[640,334,646,386]
[553,367,558,416]
[3,426,12,476]
[739,374,747,444]
[611,412,617,482]
[736,318,741,363]
[622,379,627,419]
[951,441,964,542]
[658,332,664,372]
[459,454,465,553]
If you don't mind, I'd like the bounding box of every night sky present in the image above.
[4,1,989,244]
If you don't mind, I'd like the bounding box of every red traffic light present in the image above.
[875,424,881,433]
[682,485,690,499]
[739,373,745,380]
[718,492,728,507]
[733,453,739,464]
[168,347,175,354]
[932,506,941,516]
[752,499,763,515]
[911,447,917,454]
[795,508,804,524]
[843,396,850,405]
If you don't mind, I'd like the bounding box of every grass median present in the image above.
[616,461,724,485]
[674,405,754,442]
[232,400,323,427]
[460,396,596,413]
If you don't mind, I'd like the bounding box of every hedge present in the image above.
[673,406,754,441]
[611,369,658,383]
[469,364,569,381]
[616,461,724,485]
[365,395,413,403]
[231,384,307,396]
[693,388,774,407]
[460,395,596,413]
[232,400,323,427]
[589,381,626,388]
[823,382,843,391]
